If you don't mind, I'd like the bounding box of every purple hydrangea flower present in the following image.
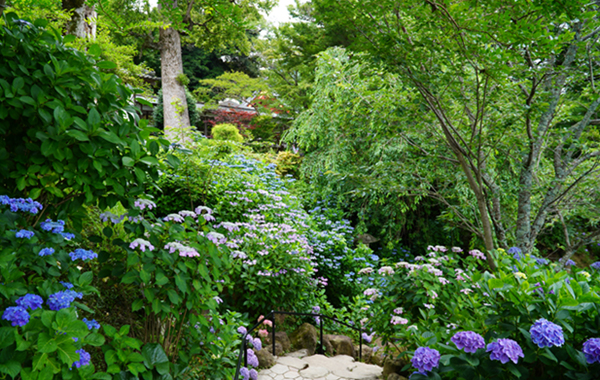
[486,339,524,364]
[411,347,440,372]
[47,290,82,311]
[73,349,91,368]
[82,318,101,330]
[362,332,374,343]
[240,367,250,380]
[15,230,34,239]
[249,368,258,380]
[39,247,54,256]
[69,248,97,261]
[508,247,523,261]
[237,326,247,335]
[583,338,600,364]
[564,259,576,267]
[2,306,30,327]
[590,262,600,271]
[16,294,43,310]
[530,319,564,348]
[40,219,65,233]
[247,349,259,367]
[253,337,262,351]
[535,257,549,265]
[451,331,486,353]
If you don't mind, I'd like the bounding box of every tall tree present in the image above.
[292,0,600,268]
[93,0,269,142]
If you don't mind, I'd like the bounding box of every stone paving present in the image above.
[257,349,383,380]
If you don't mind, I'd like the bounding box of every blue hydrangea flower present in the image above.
[82,318,101,330]
[237,326,247,335]
[535,257,549,265]
[411,346,440,372]
[0,196,42,214]
[451,331,486,353]
[564,259,576,267]
[40,219,65,233]
[73,349,91,368]
[508,247,524,261]
[68,249,97,261]
[15,294,43,310]
[486,339,524,364]
[590,262,600,271]
[2,306,30,327]
[47,290,82,311]
[60,232,75,240]
[39,247,55,256]
[530,319,564,348]
[583,338,600,364]
[60,282,74,289]
[15,230,34,239]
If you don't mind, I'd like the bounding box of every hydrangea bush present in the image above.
[0,196,106,379]
[359,245,600,379]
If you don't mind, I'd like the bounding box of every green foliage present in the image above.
[152,88,201,130]
[212,123,244,142]
[194,71,269,108]
[176,73,190,87]
[0,14,168,223]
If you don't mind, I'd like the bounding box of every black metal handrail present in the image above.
[233,310,363,380]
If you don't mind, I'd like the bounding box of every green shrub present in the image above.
[212,123,244,142]
[0,14,168,223]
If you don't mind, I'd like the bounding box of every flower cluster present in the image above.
[486,339,524,364]
[591,261,600,271]
[164,242,199,257]
[451,331,485,353]
[129,238,155,252]
[73,349,91,368]
[40,218,65,233]
[0,195,42,214]
[69,248,98,261]
[468,249,485,260]
[47,290,83,311]
[39,247,55,256]
[134,198,156,210]
[82,318,101,330]
[530,319,564,348]
[2,306,30,327]
[16,294,43,310]
[583,338,600,364]
[411,347,440,372]
[15,230,35,239]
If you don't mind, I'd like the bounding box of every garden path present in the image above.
[257,349,383,380]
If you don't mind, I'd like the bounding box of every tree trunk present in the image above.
[159,26,191,143]
[62,1,96,39]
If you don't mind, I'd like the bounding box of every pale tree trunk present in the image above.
[62,1,97,39]
[159,26,191,143]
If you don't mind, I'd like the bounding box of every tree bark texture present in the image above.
[62,1,96,39]
[159,26,191,143]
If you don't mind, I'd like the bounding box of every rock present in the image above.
[273,331,291,352]
[354,344,373,363]
[265,341,284,356]
[254,348,275,368]
[323,334,355,357]
[382,350,409,379]
[289,323,318,355]
[387,374,408,380]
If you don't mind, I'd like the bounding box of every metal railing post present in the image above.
[359,328,362,362]
[272,310,276,356]
[319,315,324,355]
[243,337,248,368]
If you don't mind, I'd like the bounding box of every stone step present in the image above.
[258,350,383,380]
